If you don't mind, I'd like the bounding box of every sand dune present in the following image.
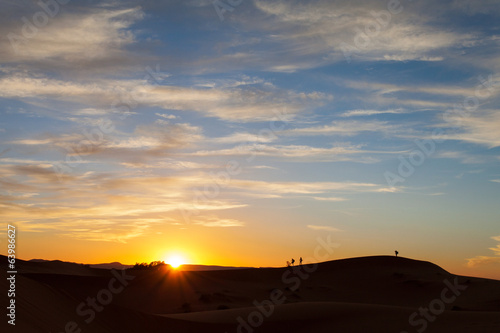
[4,255,500,332]
[163,302,500,333]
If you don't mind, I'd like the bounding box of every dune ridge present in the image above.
[3,255,499,332]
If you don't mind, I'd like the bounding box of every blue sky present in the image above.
[0,0,499,278]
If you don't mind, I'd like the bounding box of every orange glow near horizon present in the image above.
[165,254,186,269]
[6,230,500,281]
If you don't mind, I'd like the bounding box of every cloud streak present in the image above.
[0,73,330,122]
[307,225,342,232]
[193,216,245,227]
[2,6,145,73]
[467,235,500,267]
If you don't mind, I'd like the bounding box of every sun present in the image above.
[166,255,185,269]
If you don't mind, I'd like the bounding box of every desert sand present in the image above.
[3,255,499,332]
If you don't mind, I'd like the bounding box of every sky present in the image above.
[0,0,499,279]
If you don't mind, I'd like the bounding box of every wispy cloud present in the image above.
[339,78,500,113]
[467,235,500,267]
[344,80,491,98]
[193,216,245,227]
[0,168,254,242]
[212,132,278,144]
[249,0,475,67]
[58,220,155,243]
[340,109,408,117]
[1,6,145,73]
[120,160,218,170]
[155,113,178,120]
[228,179,394,196]
[307,225,342,232]
[174,0,478,74]
[0,73,330,122]
[313,197,348,202]
[192,143,381,163]
[280,120,404,137]
[444,110,500,148]
[467,256,500,267]
[435,151,486,164]
[9,121,204,163]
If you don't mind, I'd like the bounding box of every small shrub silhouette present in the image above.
[131,261,168,270]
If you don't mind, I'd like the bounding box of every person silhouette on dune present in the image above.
[395,250,399,257]
[300,257,303,265]
[291,258,295,266]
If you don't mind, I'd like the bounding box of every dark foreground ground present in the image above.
[3,255,500,332]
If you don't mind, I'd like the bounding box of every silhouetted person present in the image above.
[299,257,303,265]
[291,258,295,266]
[286,261,291,267]
[395,250,399,257]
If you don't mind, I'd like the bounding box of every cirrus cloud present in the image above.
[467,235,500,267]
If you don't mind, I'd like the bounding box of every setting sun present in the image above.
[166,255,185,269]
